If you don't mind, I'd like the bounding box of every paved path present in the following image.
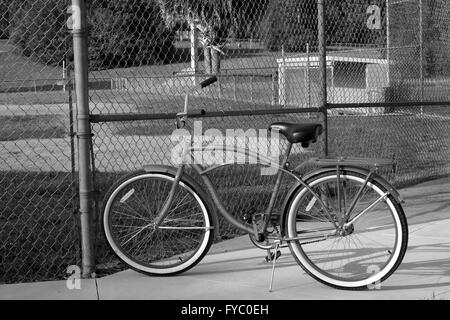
[0,177,449,300]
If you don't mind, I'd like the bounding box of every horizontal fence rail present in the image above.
[90,107,321,123]
[327,101,450,109]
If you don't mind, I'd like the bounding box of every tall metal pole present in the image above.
[190,19,198,84]
[386,0,391,86]
[306,43,311,109]
[318,0,328,156]
[419,0,424,113]
[71,0,95,278]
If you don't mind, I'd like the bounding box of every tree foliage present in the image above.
[0,0,9,39]
[421,0,450,76]
[8,0,68,65]
[260,0,317,52]
[88,0,175,69]
[157,0,236,74]
[157,0,269,74]
[7,0,175,69]
[228,0,270,40]
[261,0,385,52]
[389,0,450,77]
[3,0,449,77]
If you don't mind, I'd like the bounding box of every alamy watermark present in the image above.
[171,121,282,176]
[66,5,81,30]
[367,265,382,290]
[66,265,81,290]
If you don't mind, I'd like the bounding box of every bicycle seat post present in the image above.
[176,94,189,129]
[184,94,188,115]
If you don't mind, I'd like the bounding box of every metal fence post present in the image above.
[71,0,95,278]
[271,71,276,105]
[318,0,328,156]
[306,43,311,110]
[233,75,237,101]
[419,0,424,114]
[386,0,391,86]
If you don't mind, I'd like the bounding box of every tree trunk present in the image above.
[211,48,220,75]
[203,47,212,74]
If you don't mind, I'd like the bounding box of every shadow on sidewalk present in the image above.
[382,242,450,291]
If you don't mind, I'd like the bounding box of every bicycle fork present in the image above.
[153,165,185,227]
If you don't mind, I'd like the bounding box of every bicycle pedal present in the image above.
[265,250,281,263]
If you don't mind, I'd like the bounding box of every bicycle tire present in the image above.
[102,170,214,276]
[285,169,408,290]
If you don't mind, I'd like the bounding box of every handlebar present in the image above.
[176,76,217,128]
[176,76,218,128]
[199,76,218,88]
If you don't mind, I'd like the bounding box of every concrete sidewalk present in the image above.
[1,178,449,300]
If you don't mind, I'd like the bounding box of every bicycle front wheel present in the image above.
[286,169,408,290]
[102,170,214,276]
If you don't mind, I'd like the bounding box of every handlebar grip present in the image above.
[200,76,218,88]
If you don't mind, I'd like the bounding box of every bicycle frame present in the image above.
[150,140,339,239]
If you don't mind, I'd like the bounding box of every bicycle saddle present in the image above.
[269,122,323,147]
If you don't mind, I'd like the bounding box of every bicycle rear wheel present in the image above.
[102,170,214,276]
[286,169,408,290]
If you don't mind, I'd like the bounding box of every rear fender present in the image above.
[280,165,403,234]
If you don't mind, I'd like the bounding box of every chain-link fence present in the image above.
[324,0,450,186]
[1,0,449,283]
[86,0,450,271]
[0,0,80,284]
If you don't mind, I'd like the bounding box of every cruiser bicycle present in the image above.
[102,76,408,290]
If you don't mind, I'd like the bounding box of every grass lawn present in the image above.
[0,170,128,284]
[0,171,79,284]
[327,113,450,187]
[0,114,68,141]
[0,91,69,105]
[0,40,63,83]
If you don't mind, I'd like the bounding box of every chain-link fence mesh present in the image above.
[1,0,449,283]
[0,0,80,284]
[324,0,450,186]
[85,0,450,272]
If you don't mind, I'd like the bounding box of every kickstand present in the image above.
[269,240,281,292]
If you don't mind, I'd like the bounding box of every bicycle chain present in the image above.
[300,238,329,245]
